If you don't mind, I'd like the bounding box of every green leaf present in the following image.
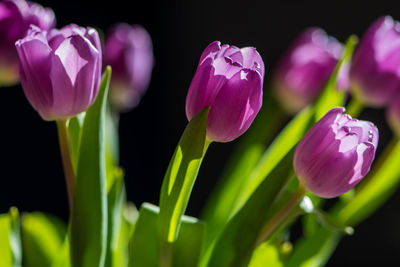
[105,169,126,267]
[206,149,295,267]
[21,212,67,267]
[0,208,22,267]
[129,203,205,267]
[105,105,120,192]
[9,207,22,267]
[285,227,340,267]
[314,35,358,120]
[248,242,283,267]
[158,107,210,250]
[231,107,314,215]
[67,112,85,172]
[201,93,285,249]
[70,67,111,267]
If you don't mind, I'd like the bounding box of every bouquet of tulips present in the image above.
[1,0,400,266]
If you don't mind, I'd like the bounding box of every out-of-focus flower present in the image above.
[15,24,101,121]
[336,62,350,91]
[273,28,343,113]
[387,94,400,137]
[350,16,400,107]
[0,0,55,85]
[185,41,264,142]
[294,107,378,198]
[104,23,154,111]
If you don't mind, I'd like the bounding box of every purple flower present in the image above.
[273,28,343,113]
[15,24,101,121]
[185,41,264,142]
[387,94,400,137]
[104,23,154,111]
[294,107,378,198]
[0,0,55,85]
[350,16,400,107]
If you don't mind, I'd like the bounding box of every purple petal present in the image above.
[207,69,263,142]
[50,34,100,118]
[15,29,53,120]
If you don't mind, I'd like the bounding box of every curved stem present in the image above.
[255,184,307,247]
[346,97,363,118]
[56,119,75,211]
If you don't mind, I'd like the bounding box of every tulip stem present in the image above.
[255,184,307,247]
[56,119,75,211]
[346,97,363,118]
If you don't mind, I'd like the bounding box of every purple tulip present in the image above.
[0,0,55,85]
[15,24,101,121]
[273,28,343,113]
[294,107,378,198]
[185,41,264,142]
[104,23,154,111]
[350,16,400,107]
[387,94,400,137]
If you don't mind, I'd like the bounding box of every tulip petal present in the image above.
[207,69,262,142]
[199,41,220,64]
[15,31,53,119]
[240,47,265,78]
[50,34,100,118]
[185,58,218,120]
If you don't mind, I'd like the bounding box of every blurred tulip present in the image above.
[16,24,101,121]
[294,107,378,198]
[273,28,343,113]
[350,16,400,107]
[185,41,264,142]
[0,0,55,85]
[104,23,154,111]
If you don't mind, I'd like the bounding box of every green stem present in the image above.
[346,97,363,118]
[255,184,306,247]
[56,119,75,210]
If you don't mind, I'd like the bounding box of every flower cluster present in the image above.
[2,0,400,266]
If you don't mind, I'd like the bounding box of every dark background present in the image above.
[2,0,400,266]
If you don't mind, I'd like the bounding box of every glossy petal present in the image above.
[294,107,378,198]
[207,69,262,142]
[15,24,101,120]
[15,29,53,119]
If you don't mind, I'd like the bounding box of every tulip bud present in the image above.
[15,24,102,121]
[294,107,378,198]
[273,28,343,114]
[185,41,264,142]
[350,16,400,107]
[104,23,154,111]
[0,0,55,85]
[387,94,400,137]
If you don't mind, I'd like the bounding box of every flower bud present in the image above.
[350,16,400,107]
[185,41,264,142]
[0,0,55,85]
[104,23,154,111]
[294,107,378,198]
[16,24,101,121]
[273,28,343,113]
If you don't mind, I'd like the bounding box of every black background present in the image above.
[2,0,400,266]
